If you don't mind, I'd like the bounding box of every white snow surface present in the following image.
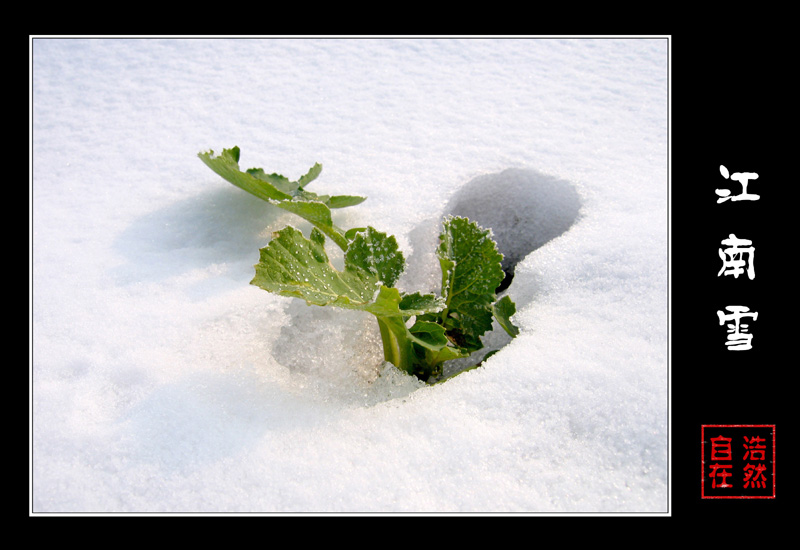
[31,38,668,513]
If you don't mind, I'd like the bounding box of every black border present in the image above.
[672,33,789,519]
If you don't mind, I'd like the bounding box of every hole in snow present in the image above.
[445,168,582,292]
[401,168,582,380]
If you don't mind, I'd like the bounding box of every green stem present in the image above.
[318,222,349,251]
[375,316,414,375]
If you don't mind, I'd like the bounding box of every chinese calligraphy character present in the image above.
[743,435,769,490]
[743,436,767,461]
[716,165,760,203]
[718,234,755,279]
[711,435,732,460]
[717,306,758,350]
[702,425,775,499]
[744,463,768,489]
[709,463,734,488]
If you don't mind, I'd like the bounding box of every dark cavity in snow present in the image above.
[401,168,582,379]
[445,168,582,292]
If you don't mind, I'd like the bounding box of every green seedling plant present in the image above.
[198,146,366,250]
[199,147,519,383]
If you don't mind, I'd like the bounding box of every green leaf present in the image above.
[408,320,467,360]
[199,147,291,202]
[297,162,322,188]
[408,320,449,349]
[198,147,366,250]
[405,319,468,380]
[492,295,520,338]
[251,225,442,318]
[400,292,448,315]
[270,198,334,234]
[437,216,506,350]
[345,227,405,288]
[328,195,368,209]
[370,286,444,318]
[252,225,378,309]
[246,167,298,195]
[344,227,368,241]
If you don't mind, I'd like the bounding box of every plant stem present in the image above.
[375,315,414,375]
[320,223,349,251]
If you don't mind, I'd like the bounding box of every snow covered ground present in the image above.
[31,37,669,513]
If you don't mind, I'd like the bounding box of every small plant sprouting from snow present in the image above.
[200,146,519,383]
